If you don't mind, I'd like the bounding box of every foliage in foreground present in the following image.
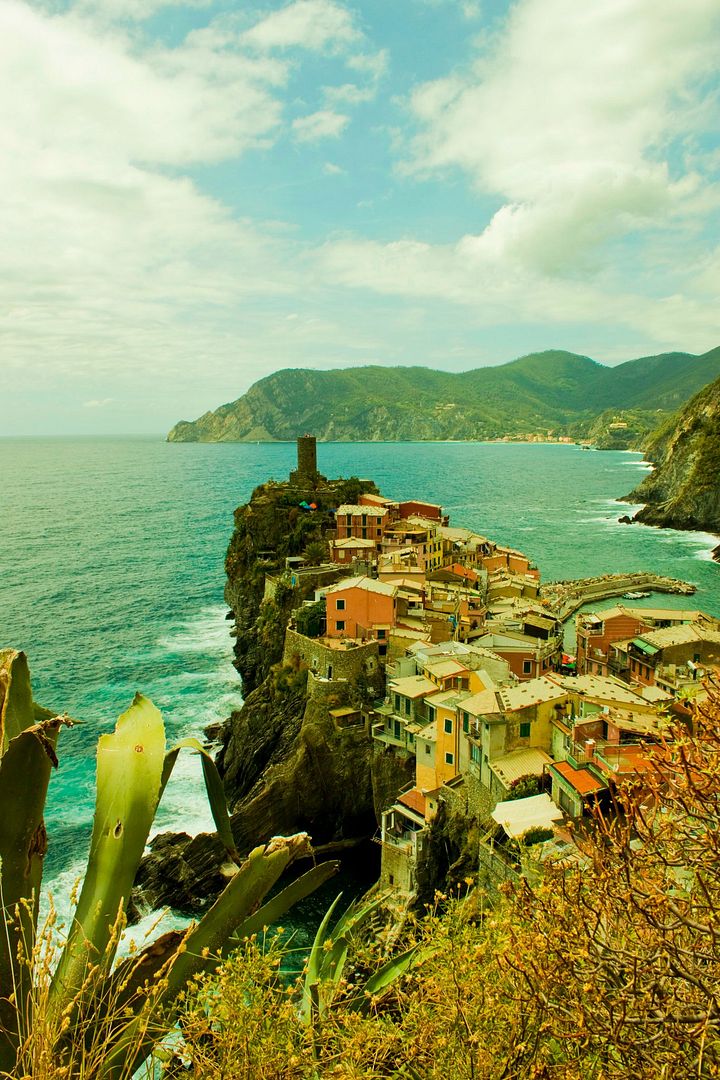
[0,649,335,1079]
[175,678,720,1079]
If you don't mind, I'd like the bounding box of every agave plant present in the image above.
[0,649,337,1078]
[300,892,431,1026]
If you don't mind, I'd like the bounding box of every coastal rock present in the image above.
[128,831,230,919]
[617,515,633,524]
[132,470,409,914]
[623,373,720,536]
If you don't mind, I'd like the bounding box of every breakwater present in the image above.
[540,572,697,623]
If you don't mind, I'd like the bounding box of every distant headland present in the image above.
[167,345,720,447]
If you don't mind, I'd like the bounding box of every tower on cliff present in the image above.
[289,434,325,485]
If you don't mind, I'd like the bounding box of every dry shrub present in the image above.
[177,679,720,1079]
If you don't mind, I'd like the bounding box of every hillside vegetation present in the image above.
[625,371,720,533]
[168,345,720,443]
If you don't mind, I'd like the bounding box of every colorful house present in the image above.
[335,505,389,548]
[323,576,397,652]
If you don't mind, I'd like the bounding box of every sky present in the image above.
[3,0,720,435]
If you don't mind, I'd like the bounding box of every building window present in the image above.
[444,718,453,734]
[522,660,533,674]
[336,599,345,610]
[425,744,431,755]
[462,715,469,734]
[408,732,414,744]
[520,722,531,738]
[377,629,386,639]
[445,752,454,765]
[394,694,400,712]
[336,620,345,631]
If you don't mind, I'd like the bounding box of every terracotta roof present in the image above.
[324,576,396,597]
[445,563,479,581]
[333,537,377,549]
[389,674,438,699]
[551,760,605,796]
[490,747,553,786]
[498,678,568,711]
[336,504,389,517]
[398,788,427,816]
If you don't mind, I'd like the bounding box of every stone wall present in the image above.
[283,628,380,681]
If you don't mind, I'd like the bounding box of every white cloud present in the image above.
[316,230,718,352]
[310,0,720,355]
[241,0,360,52]
[347,48,388,80]
[72,0,210,21]
[0,0,303,393]
[323,161,345,175]
[324,48,388,105]
[293,108,349,142]
[83,398,115,407]
[406,0,720,274]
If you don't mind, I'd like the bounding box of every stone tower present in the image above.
[296,434,317,478]
[289,434,324,485]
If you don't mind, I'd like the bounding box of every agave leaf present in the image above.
[0,716,63,1072]
[50,695,166,1014]
[100,836,314,1080]
[161,737,239,865]
[320,894,388,988]
[231,860,340,943]
[328,893,385,945]
[104,861,340,1024]
[299,891,344,1025]
[0,650,34,755]
[354,944,437,1014]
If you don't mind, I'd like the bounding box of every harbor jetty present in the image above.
[540,572,697,622]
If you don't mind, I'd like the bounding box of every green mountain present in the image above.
[624,372,720,536]
[167,346,720,443]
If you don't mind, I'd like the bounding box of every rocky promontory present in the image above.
[623,374,720,555]
[131,460,412,915]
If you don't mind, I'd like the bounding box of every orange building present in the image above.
[576,606,650,676]
[323,576,397,649]
[335,504,389,547]
[330,537,376,565]
[397,499,445,522]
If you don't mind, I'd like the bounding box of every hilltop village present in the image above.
[213,437,719,906]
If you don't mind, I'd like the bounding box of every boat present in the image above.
[623,590,651,599]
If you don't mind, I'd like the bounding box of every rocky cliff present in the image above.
[167,347,720,444]
[624,375,720,543]
[132,471,412,916]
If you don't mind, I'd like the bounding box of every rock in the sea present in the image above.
[128,831,231,920]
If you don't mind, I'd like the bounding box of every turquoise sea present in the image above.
[2,437,719,922]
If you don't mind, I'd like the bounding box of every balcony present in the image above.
[372,721,413,751]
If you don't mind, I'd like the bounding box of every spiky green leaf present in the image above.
[161,737,239,865]
[50,694,165,1014]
